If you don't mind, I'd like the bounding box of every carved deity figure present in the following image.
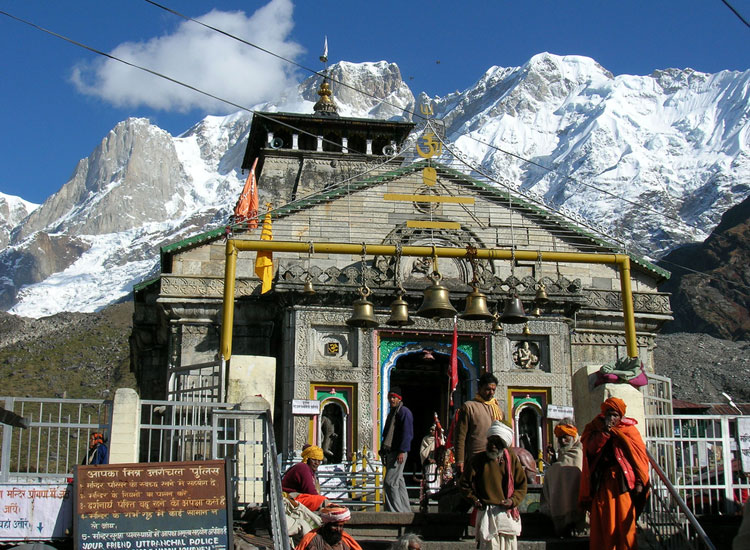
[513,341,539,369]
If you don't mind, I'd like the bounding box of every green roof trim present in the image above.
[156,159,669,280]
[133,276,160,293]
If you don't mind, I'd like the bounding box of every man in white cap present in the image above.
[295,505,362,550]
[460,420,527,550]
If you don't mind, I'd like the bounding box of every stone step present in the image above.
[356,538,589,550]
[347,511,559,540]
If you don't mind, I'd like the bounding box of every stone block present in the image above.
[109,388,140,464]
[228,355,277,420]
[572,364,646,437]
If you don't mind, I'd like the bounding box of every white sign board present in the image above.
[0,483,73,540]
[738,417,750,473]
[547,404,575,420]
[292,399,320,415]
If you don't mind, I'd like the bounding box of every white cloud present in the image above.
[70,0,303,113]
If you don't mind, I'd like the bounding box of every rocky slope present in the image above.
[0,302,136,399]
[659,194,750,340]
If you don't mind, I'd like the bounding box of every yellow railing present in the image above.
[347,445,383,511]
[221,239,638,361]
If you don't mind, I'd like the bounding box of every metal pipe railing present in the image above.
[646,449,716,550]
[220,239,639,360]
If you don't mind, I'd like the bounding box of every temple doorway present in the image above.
[388,348,469,476]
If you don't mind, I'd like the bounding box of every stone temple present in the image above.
[130,78,671,472]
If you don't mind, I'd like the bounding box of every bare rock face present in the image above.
[14,118,189,240]
[0,233,90,309]
[659,195,750,340]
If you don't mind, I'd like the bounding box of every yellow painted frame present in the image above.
[221,240,638,360]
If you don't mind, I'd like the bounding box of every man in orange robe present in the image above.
[579,397,650,550]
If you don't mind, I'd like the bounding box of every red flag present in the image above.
[234,158,259,228]
[449,316,458,406]
[434,412,444,451]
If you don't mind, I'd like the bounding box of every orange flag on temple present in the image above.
[234,158,259,228]
[255,205,273,293]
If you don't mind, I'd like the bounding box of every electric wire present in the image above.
[0,9,375,159]
[720,0,750,28]
[2,8,747,293]
[2,4,709,243]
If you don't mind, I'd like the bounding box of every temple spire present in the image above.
[313,36,338,117]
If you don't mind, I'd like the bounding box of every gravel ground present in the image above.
[654,332,750,403]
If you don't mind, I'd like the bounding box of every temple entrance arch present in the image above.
[509,388,551,465]
[379,334,485,475]
[310,384,355,464]
[319,400,346,464]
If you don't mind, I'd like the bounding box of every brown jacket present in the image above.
[454,400,500,464]
[460,449,528,508]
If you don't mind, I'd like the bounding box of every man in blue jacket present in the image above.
[380,386,414,512]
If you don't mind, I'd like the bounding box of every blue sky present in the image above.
[1,0,748,204]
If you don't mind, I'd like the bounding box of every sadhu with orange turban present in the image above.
[541,419,585,536]
[579,397,650,549]
[295,506,361,550]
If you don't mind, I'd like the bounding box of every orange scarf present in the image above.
[474,394,503,421]
[295,528,362,550]
[579,416,650,506]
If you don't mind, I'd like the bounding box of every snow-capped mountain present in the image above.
[0,193,38,249]
[1,55,748,318]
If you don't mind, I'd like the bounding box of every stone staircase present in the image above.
[346,511,590,550]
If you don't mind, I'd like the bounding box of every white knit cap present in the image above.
[487,420,514,447]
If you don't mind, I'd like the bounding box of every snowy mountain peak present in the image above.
[1,57,749,318]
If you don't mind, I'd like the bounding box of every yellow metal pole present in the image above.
[618,256,639,358]
[220,239,640,361]
[220,240,238,361]
[228,239,621,265]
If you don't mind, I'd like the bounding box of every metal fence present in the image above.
[282,447,384,511]
[0,396,112,482]
[644,450,717,550]
[645,414,750,517]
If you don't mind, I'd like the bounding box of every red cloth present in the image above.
[449,319,458,406]
[294,493,326,512]
[234,158,259,228]
[295,529,362,550]
[282,462,318,495]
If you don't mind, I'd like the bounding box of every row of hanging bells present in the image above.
[346,279,551,329]
[343,246,551,330]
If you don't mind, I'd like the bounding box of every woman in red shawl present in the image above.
[579,397,650,550]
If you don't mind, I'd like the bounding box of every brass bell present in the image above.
[303,278,316,295]
[416,275,457,319]
[491,313,503,333]
[346,289,379,329]
[531,305,543,317]
[386,293,414,326]
[535,283,549,305]
[499,296,527,324]
[461,287,494,321]
[522,323,532,335]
